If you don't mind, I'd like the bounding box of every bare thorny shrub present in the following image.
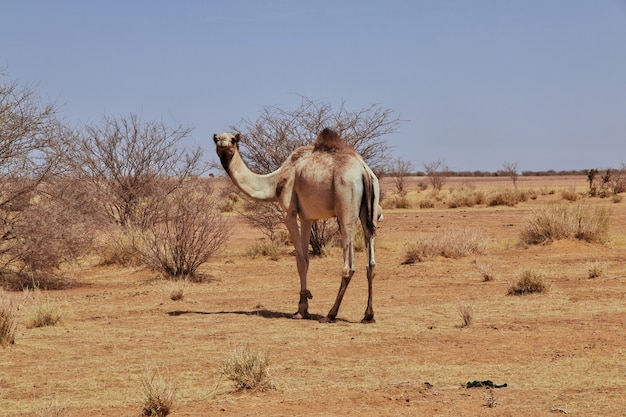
[1,76,97,289]
[60,113,202,227]
[423,159,449,191]
[587,165,626,197]
[383,158,412,209]
[6,179,102,289]
[238,197,285,243]
[129,178,230,280]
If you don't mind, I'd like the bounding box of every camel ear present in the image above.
[213,133,218,143]
[234,133,241,143]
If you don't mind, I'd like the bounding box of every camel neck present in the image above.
[224,150,279,201]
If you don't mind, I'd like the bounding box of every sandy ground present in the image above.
[2,176,626,417]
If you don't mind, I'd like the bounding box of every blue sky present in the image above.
[2,1,625,172]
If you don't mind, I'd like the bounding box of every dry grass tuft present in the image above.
[403,228,488,263]
[141,366,176,417]
[220,345,275,391]
[477,263,496,282]
[507,269,550,295]
[36,400,69,417]
[447,185,485,208]
[418,198,435,209]
[585,260,605,279]
[483,389,498,408]
[560,187,579,201]
[169,280,186,301]
[487,188,527,207]
[0,291,18,346]
[520,203,610,245]
[95,228,144,267]
[458,303,474,327]
[27,289,62,328]
[247,240,284,260]
[382,194,411,209]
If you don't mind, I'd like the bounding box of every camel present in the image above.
[213,128,381,323]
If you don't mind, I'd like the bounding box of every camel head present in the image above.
[213,132,241,170]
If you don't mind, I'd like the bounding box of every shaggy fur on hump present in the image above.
[312,128,354,154]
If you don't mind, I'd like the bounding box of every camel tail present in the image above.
[361,171,377,237]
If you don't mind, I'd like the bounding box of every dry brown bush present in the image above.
[2,178,100,290]
[26,288,62,328]
[458,302,474,327]
[586,260,605,279]
[419,198,435,209]
[423,159,449,191]
[310,219,340,257]
[487,188,527,207]
[403,228,488,263]
[447,185,485,208]
[62,113,201,227]
[383,194,411,209]
[130,179,229,280]
[0,78,83,289]
[247,239,284,261]
[560,187,579,201]
[477,263,496,282]
[520,203,610,245]
[238,198,285,242]
[0,291,17,346]
[507,269,550,295]
[140,366,176,417]
[220,345,275,392]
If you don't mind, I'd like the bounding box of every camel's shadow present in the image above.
[167,309,352,323]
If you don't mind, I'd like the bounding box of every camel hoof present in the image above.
[319,316,336,324]
[292,311,311,320]
[361,316,376,324]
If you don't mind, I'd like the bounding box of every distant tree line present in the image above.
[402,169,596,177]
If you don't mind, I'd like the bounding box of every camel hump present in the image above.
[312,128,352,153]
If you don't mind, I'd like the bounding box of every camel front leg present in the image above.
[285,212,313,319]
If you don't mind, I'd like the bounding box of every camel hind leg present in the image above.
[322,219,356,323]
[361,214,376,323]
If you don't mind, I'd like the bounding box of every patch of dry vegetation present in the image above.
[507,269,550,295]
[403,228,488,263]
[247,239,284,260]
[26,289,62,328]
[220,345,275,392]
[36,402,69,417]
[585,260,605,279]
[520,203,610,245]
[0,291,17,346]
[446,185,485,208]
[477,263,496,281]
[486,188,529,207]
[140,366,176,417]
[458,302,474,327]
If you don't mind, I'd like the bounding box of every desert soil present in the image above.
[2,175,625,417]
